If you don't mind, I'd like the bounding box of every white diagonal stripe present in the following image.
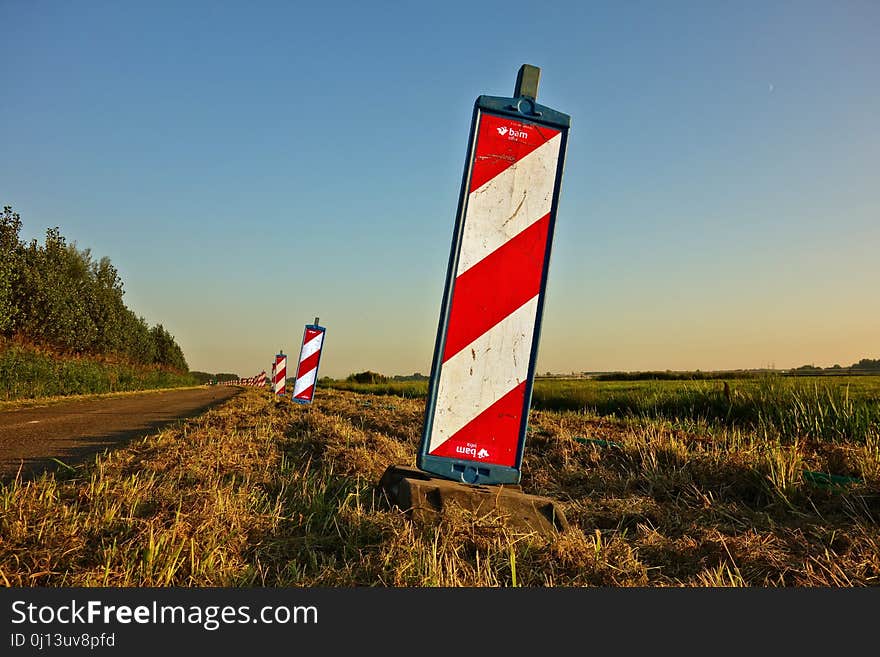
[428,296,538,453]
[299,333,324,362]
[293,367,317,397]
[457,133,561,275]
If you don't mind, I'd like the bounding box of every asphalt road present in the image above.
[0,386,241,481]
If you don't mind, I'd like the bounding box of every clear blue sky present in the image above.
[3,1,878,378]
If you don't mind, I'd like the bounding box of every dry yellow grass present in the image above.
[1,387,878,587]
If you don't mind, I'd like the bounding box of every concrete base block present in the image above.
[377,464,569,539]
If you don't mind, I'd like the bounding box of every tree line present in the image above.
[190,371,239,383]
[0,206,188,372]
[343,371,428,384]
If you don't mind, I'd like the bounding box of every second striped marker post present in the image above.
[292,318,326,404]
[273,351,287,396]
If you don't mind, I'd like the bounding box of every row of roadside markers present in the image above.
[216,318,327,405]
[218,371,266,387]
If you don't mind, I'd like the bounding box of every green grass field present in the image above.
[328,374,880,443]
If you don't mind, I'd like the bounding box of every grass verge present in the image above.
[1,343,197,401]
[2,387,878,586]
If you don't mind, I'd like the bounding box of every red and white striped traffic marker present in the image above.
[418,65,570,486]
[273,352,287,396]
[291,318,326,404]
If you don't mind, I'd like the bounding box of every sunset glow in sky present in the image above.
[2,1,877,378]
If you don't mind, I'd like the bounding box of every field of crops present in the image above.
[2,375,878,587]
[329,374,880,444]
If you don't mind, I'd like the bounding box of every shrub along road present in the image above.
[0,386,241,480]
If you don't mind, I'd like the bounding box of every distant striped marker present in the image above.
[273,353,287,396]
[419,83,570,485]
[292,320,326,404]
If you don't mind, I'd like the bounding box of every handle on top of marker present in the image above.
[514,64,540,100]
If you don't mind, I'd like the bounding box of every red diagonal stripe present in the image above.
[305,328,322,342]
[296,350,321,379]
[442,213,550,362]
[294,384,315,402]
[469,114,560,192]
[428,380,526,467]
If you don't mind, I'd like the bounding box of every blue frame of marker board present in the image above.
[416,93,571,486]
[291,324,327,405]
